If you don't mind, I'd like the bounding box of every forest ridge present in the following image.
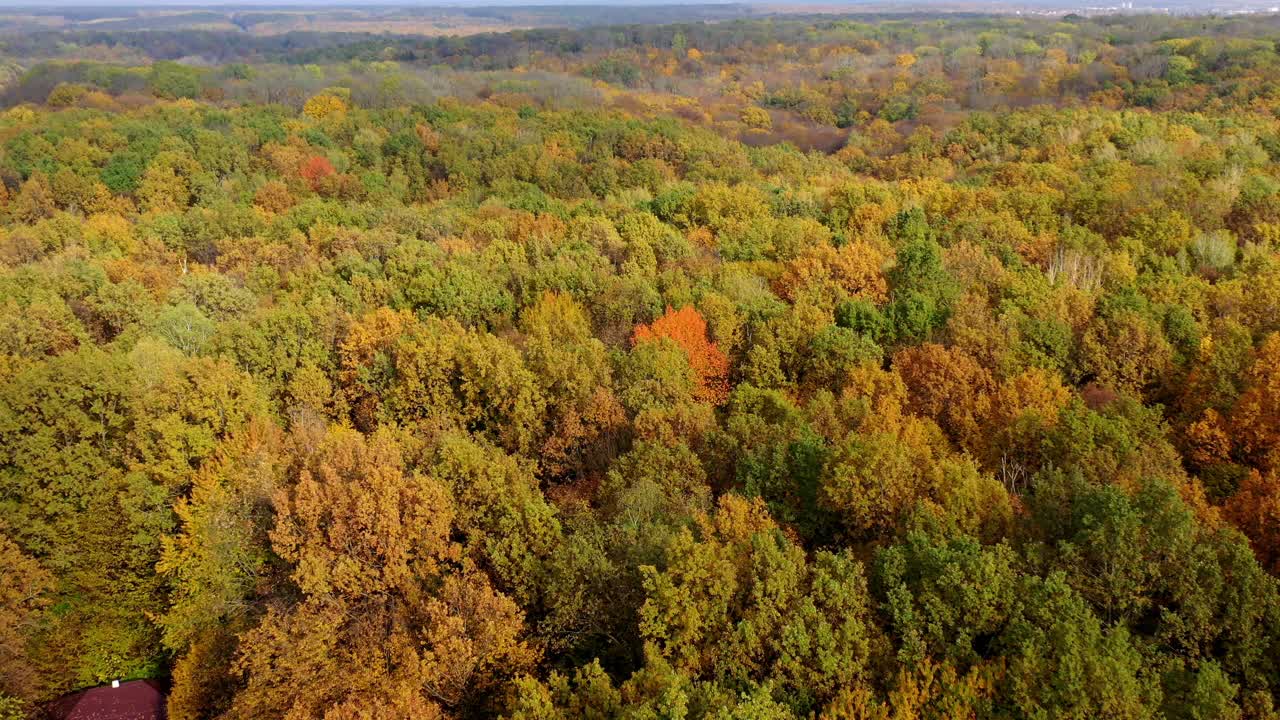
[2,8,1280,720]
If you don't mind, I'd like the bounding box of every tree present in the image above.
[776,240,889,311]
[883,208,956,342]
[1077,310,1175,397]
[0,532,51,704]
[998,574,1156,720]
[1223,470,1280,574]
[424,434,563,609]
[1230,333,1280,472]
[1027,473,1280,696]
[303,93,349,122]
[819,366,957,537]
[272,427,454,597]
[740,106,772,130]
[138,152,196,213]
[299,155,336,192]
[637,495,881,714]
[893,343,994,454]
[875,532,1021,667]
[339,310,546,453]
[231,427,539,718]
[253,180,295,214]
[520,293,624,478]
[9,172,55,223]
[633,305,730,405]
[388,317,546,455]
[148,62,202,99]
[0,343,266,692]
[157,421,285,654]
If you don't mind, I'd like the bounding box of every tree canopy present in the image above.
[1,9,1280,720]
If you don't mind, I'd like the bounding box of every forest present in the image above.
[1,7,1280,720]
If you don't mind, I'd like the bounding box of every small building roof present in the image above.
[47,679,166,720]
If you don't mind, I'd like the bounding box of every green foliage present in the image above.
[584,57,643,87]
[147,61,202,100]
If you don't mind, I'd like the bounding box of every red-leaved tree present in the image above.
[633,305,730,405]
[299,155,336,192]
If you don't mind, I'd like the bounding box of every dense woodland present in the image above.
[3,9,1280,720]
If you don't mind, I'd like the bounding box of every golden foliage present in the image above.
[302,92,349,121]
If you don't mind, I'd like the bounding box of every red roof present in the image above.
[47,680,166,720]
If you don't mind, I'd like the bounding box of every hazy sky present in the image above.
[0,0,751,5]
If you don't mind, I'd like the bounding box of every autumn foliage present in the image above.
[1230,333,1280,472]
[3,11,1280,720]
[299,155,336,191]
[1225,470,1280,575]
[633,305,730,405]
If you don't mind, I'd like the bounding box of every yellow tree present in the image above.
[159,421,286,720]
[893,343,994,454]
[0,532,51,707]
[776,240,890,311]
[302,93,349,122]
[820,365,949,536]
[520,293,624,478]
[137,151,197,213]
[231,427,538,718]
